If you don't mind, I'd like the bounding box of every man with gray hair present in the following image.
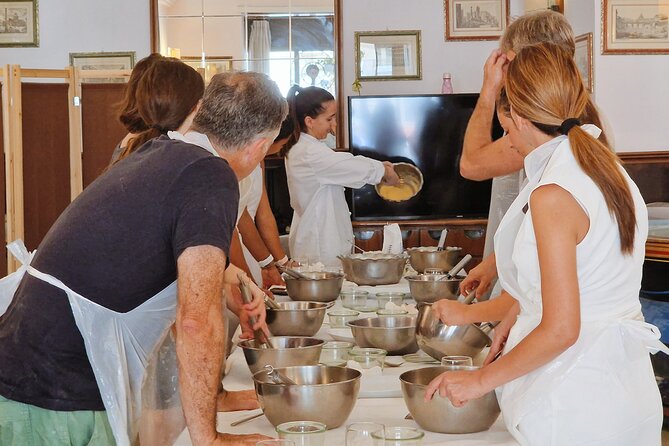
[0,71,287,445]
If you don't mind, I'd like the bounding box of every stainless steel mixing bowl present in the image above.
[284,271,344,302]
[407,246,462,273]
[266,301,331,336]
[253,365,361,428]
[238,337,325,374]
[400,366,500,433]
[415,303,492,360]
[347,316,419,355]
[375,162,424,202]
[338,253,407,286]
[406,274,463,304]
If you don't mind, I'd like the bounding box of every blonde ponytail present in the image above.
[506,43,636,254]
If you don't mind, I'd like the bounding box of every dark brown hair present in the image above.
[115,58,204,163]
[281,85,334,157]
[117,53,164,133]
[506,43,636,254]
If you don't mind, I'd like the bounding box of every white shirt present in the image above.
[285,133,385,267]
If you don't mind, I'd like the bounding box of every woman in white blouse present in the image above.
[425,43,666,445]
[283,86,399,267]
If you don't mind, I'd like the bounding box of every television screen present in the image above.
[348,94,504,221]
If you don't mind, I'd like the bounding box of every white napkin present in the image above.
[382,223,403,254]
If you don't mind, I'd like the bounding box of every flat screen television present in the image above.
[348,93,504,221]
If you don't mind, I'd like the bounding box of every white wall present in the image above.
[0,0,150,68]
[341,0,668,152]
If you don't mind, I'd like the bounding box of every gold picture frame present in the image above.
[70,51,136,83]
[602,0,669,54]
[0,0,39,47]
[444,0,510,41]
[181,56,233,84]
[575,33,594,93]
[355,30,422,81]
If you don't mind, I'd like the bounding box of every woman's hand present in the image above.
[481,49,508,102]
[261,264,285,288]
[460,253,497,298]
[483,301,518,366]
[424,369,489,407]
[431,299,472,326]
[381,161,401,186]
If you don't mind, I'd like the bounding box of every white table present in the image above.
[174,293,520,446]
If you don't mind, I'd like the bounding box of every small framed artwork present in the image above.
[602,0,669,54]
[444,0,510,41]
[355,30,422,81]
[0,0,39,47]
[70,51,136,83]
[575,33,594,93]
[181,56,233,84]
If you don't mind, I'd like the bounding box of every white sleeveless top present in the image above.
[494,127,666,445]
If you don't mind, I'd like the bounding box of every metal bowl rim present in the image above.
[283,273,345,281]
[267,302,331,312]
[237,337,325,351]
[405,274,464,283]
[407,246,463,253]
[346,316,416,330]
[251,365,362,386]
[399,365,480,387]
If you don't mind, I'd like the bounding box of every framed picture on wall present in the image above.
[0,0,39,47]
[355,30,422,81]
[602,0,669,54]
[70,51,136,83]
[575,33,594,93]
[181,56,233,84]
[444,0,510,41]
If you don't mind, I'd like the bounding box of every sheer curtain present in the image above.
[249,20,271,75]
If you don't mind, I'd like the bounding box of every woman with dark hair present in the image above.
[110,53,164,163]
[111,57,205,165]
[425,43,666,445]
[283,86,399,267]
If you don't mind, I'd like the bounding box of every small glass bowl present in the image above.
[340,290,371,310]
[348,347,387,370]
[376,308,408,317]
[276,421,326,446]
[374,292,406,308]
[371,426,425,445]
[328,309,360,328]
[320,341,354,366]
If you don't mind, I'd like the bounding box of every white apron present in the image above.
[285,133,384,267]
[238,165,264,285]
[0,240,182,446]
[494,126,668,445]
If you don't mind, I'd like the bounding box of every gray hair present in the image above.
[192,71,288,151]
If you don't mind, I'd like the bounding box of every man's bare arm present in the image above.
[176,245,227,445]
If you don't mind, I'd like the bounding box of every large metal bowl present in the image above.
[407,246,462,273]
[338,253,407,286]
[284,272,344,302]
[347,316,419,355]
[406,274,463,304]
[238,337,325,374]
[266,302,331,336]
[400,366,500,433]
[253,365,361,428]
[415,303,491,361]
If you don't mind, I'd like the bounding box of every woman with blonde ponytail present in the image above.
[426,43,666,445]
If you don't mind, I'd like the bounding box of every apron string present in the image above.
[7,239,34,266]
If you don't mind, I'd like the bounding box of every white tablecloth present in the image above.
[174,297,520,446]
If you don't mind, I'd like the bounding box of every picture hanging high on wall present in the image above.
[0,0,38,47]
[575,33,594,93]
[444,0,510,41]
[602,0,669,54]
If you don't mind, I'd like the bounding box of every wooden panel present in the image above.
[21,83,71,250]
[353,228,383,252]
[81,83,128,187]
[620,151,669,203]
[0,83,6,274]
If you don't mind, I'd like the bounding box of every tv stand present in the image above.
[352,218,488,268]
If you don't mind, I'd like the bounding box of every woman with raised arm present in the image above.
[425,43,666,445]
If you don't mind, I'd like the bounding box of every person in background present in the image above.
[0,69,287,446]
[432,10,613,331]
[425,42,665,445]
[110,52,164,164]
[459,9,612,302]
[282,85,400,267]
